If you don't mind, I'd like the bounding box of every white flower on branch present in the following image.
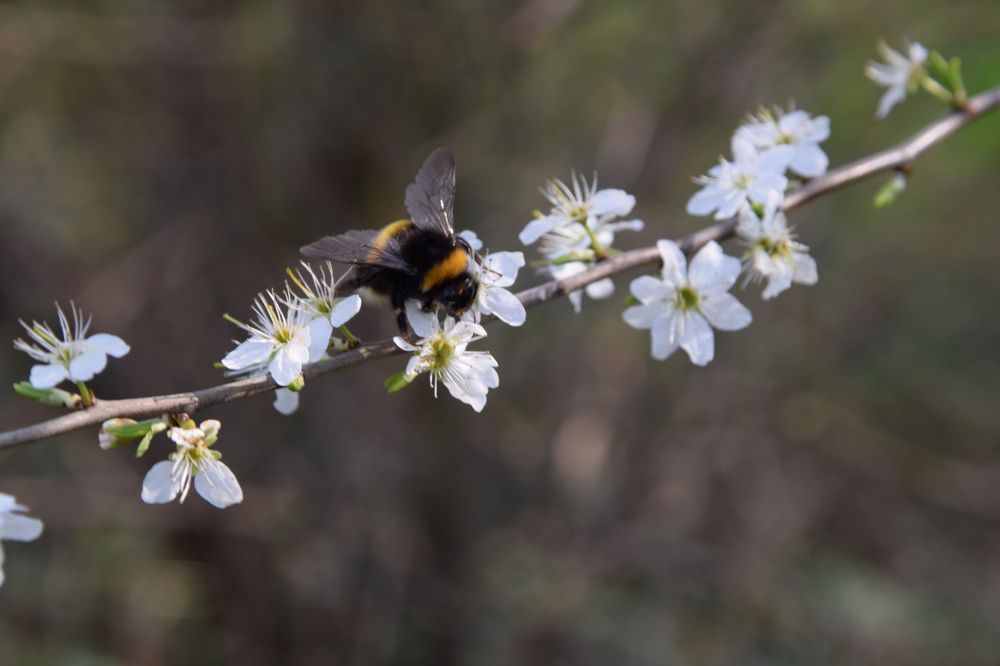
[735,108,831,178]
[623,240,752,365]
[394,303,499,412]
[141,420,243,509]
[521,176,643,314]
[221,290,317,387]
[737,196,818,300]
[13,303,130,389]
[866,40,928,119]
[0,493,44,588]
[687,136,789,220]
[468,250,527,326]
[285,261,362,356]
[519,174,642,247]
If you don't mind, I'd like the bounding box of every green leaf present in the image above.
[384,372,412,394]
[13,381,78,408]
[874,173,907,208]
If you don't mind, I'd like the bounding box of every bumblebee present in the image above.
[301,148,479,336]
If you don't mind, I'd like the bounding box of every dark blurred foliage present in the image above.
[1,1,999,664]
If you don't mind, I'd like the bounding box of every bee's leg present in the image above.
[391,287,412,340]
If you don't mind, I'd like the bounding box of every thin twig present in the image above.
[3,83,1000,451]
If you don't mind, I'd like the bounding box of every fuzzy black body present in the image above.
[301,148,479,335]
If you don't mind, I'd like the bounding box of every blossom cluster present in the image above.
[519,174,643,312]
[221,262,362,415]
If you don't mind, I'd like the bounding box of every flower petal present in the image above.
[458,229,483,251]
[519,215,560,245]
[67,349,108,382]
[589,188,635,217]
[630,275,670,304]
[306,317,333,362]
[221,339,273,370]
[701,293,753,331]
[85,333,130,358]
[756,145,795,174]
[0,513,43,542]
[650,314,680,361]
[688,241,741,294]
[585,278,615,300]
[273,388,300,415]
[394,336,419,352]
[656,240,687,288]
[794,254,818,285]
[405,301,439,339]
[268,349,302,386]
[678,312,715,366]
[29,363,68,389]
[194,459,244,509]
[329,295,362,327]
[790,143,829,178]
[623,302,661,330]
[482,287,526,326]
[482,252,524,288]
[686,185,726,216]
[876,85,906,119]
[141,461,183,504]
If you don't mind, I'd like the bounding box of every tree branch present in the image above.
[3,83,999,451]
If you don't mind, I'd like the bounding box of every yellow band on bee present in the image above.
[373,219,413,249]
[422,247,469,292]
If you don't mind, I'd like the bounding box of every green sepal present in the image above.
[384,372,412,394]
[105,418,165,440]
[287,375,305,392]
[13,381,78,408]
[930,50,950,81]
[624,294,640,306]
[874,173,907,208]
[928,51,967,106]
[135,431,155,458]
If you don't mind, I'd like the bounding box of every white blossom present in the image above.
[519,174,642,314]
[687,136,789,220]
[519,174,642,247]
[866,40,928,119]
[141,420,243,509]
[623,240,752,365]
[737,196,818,300]
[0,493,44,588]
[285,262,362,361]
[468,250,526,326]
[394,303,499,412]
[735,108,831,178]
[14,303,130,389]
[221,290,315,387]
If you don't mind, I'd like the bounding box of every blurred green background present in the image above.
[1,1,999,664]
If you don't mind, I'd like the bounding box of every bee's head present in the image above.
[439,273,479,317]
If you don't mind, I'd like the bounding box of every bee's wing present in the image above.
[300,229,414,273]
[404,147,456,237]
